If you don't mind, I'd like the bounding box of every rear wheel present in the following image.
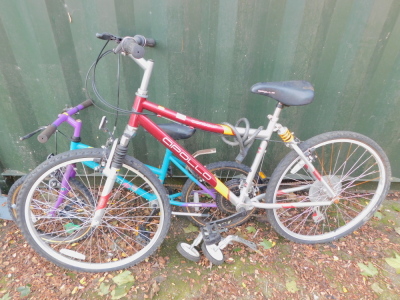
[17,148,171,272]
[7,175,27,222]
[265,131,391,244]
[8,175,92,240]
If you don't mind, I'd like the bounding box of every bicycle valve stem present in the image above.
[278,127,294,143]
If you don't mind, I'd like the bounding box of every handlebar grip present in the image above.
[144,38,156,47]
[80,99,94,108]
[133,35,156,47]
[114,38,145,59]
[37,124,57,143]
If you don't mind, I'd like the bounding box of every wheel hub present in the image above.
[309,175,342,202]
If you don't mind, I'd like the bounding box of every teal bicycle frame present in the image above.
[42,103,217,217]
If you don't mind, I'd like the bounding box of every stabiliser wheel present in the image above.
[201,243,224,265]
[177,242,200,262]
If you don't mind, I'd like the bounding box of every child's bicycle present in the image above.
[8,103,258,228]
[16,32,391,272]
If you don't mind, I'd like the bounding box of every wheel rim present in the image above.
[10,185,22,220]
[271,138,387,242]
[22,156,166,271]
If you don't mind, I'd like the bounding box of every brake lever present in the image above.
[96,32,122,43]
[20,126,47,141]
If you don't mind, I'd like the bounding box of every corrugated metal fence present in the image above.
[0,0,399,181]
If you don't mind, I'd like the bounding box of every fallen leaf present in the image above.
[246,226,256,233]
[260,239,275,250]
[357,262,378,277]
[385,253,400,273]
[111,285,129,300]
[371,282,384,294]
[183,224,199,233]
[112,271,135,286]
[0,293,11,300]
[71,287,79,295]
[16,286,30,297]
[149,281,160,299]
[98,283,111,296]
[286,280,298,293]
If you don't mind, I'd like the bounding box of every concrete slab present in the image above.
[0,195,12,220]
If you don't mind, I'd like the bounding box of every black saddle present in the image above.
[158,123,196,140]
[251,81,314,106]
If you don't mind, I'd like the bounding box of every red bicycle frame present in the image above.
[129,95,235,200]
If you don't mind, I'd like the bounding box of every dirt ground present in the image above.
[0,194,400,300]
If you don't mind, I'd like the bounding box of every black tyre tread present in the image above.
[265,131,391,244]
[16,148,171,272]
[181,161,256,228]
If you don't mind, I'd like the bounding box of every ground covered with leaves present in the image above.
[0,195,400,299]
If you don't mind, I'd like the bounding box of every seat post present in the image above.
[236,102,284,205]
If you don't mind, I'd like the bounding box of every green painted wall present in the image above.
[0,0,399,179]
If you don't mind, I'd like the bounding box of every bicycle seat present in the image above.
[251,81,314,106]
[158,123,196,140]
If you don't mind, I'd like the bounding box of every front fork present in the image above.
[91,126,137,227]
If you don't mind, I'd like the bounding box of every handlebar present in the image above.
[29,99,94,143]
[96,32,156,59]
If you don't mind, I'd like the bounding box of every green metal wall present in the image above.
[0,0,399,179]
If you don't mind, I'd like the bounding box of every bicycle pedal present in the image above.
[201,223,222,245]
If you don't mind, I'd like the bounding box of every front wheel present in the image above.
[17,148,171,272]
[265,131,391,244]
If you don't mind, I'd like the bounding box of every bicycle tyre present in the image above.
[265,131,391,244]
[7,175,27,222]
[181,161,258,228]
[17,148,171,272]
